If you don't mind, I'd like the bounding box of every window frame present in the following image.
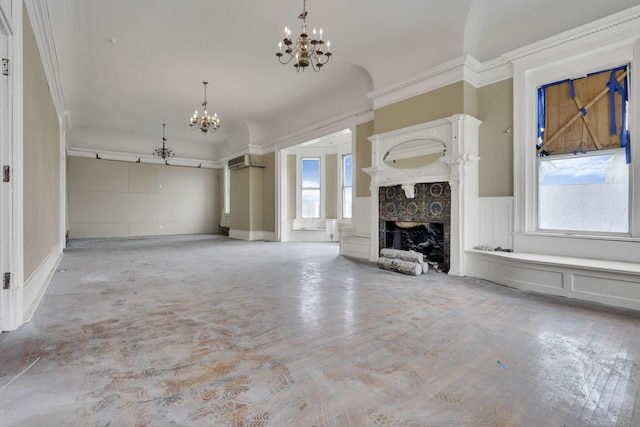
[341,153,353,220]
[512,39,639,259]
[297,154,323,220]
[535,65,631,236]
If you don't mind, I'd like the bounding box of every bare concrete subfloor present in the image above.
[1,235,639,426]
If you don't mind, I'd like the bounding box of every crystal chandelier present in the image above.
[153,124,175,159]
[276,0,332,72]
[189,81,220,133]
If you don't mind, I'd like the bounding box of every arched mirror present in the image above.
[383,138,446,169]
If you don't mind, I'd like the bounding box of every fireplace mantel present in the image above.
[364,114,482,276]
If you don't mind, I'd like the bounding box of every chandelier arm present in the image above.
[278,53,295,65]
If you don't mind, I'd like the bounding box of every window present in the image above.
[301,157,321,218]
[342,154,352,219]
[536,65,630,234]
[538,149,628,232]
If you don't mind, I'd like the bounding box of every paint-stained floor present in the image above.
[1,235,639,426]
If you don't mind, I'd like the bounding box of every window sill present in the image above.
[512,232,640,264]
[516,231,640,243]
[468,249,640,276]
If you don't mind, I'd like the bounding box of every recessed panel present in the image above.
[573,274,640,301]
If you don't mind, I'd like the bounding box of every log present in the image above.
[377,257,422,276]
[380,248,427,273]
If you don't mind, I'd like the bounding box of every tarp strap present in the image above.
[537,87,546,156]
[607,71,626,136]
[569,80,587,115]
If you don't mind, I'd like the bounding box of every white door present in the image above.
[0,10,11,331]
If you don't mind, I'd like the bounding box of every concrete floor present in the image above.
[1,234,639,426]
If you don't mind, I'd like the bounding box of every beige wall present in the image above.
[230,164,250,232]
[68,157,219,238]
[228,154,275,234]
[23,8,61,278]
[261,152,276,233]
[374,82,467,134]
[249,155,263,233]
[356,120,373,197]
[477,79,513,197]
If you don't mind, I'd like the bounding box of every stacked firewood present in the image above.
[377,248,428,276]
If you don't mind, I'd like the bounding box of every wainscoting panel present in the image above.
[572,273,640,305]
[468,251,640,311]
[477,197,513,250]
[340,197,372,259]
[469,253,564,292]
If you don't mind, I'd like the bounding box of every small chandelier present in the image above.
[189,81,220,133]
[276,0,332,72]
[153,124,175,159]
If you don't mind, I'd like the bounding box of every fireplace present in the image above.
[364,114,481,276]
[384,222,446,271]
[379,182,451,272]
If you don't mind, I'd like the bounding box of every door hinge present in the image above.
[2,58,8,76]
[2,165,9,182]
[3,272,10,290]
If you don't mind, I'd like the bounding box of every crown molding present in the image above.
[67,146,220,169]
[24,0,70,132]
[271,105,372,151]
[367,56,472,110]
[367,5,640,110]
[502,5,640,65]
[367,55,513,110]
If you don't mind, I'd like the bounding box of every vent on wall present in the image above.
[229,154,250,169]
[228,154,265,170]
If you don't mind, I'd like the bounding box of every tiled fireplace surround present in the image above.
[364,114,481,276]
[379,182,451,272]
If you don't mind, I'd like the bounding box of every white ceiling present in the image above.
[38,0,639,163]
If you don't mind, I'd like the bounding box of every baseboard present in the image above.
[23,244,63,322]
[228,229,276,241]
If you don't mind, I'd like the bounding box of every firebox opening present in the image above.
[384,221,446,272]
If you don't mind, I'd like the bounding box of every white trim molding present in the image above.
[367,55,513,110]
[24,0,69,133]
[23,244,62,321]
[67,146,220,169]
[228,229,275,242]
[365,114,482,276]
[273,106,372,152]
[468,4,640,311]
[367,6,640,112]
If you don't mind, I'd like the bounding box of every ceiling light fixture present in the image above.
[153,123,175,159]
[276,0,332,72]
[189,81,220,133]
